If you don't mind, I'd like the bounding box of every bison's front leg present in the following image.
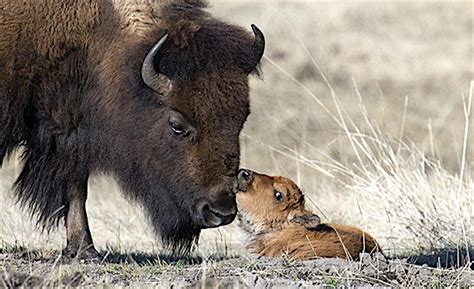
[63,180,100,260]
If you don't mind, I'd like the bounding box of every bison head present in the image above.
[102,18,265,253]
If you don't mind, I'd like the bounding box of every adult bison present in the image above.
[0,0,264,258]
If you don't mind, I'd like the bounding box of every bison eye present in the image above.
[274,190,283,202]
[170,121,185,135]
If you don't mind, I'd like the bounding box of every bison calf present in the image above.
[235,170,380,260]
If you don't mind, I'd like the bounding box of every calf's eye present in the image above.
[274,190,283,202]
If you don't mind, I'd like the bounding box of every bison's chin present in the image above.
[159,221,201,257]
[150,197,237,256]
[137,177,237,255]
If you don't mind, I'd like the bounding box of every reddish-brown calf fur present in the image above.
[236,171,380,260]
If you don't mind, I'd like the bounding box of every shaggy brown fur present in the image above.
[0,0,264,258]
[235,170,381,260]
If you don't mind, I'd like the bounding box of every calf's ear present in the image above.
[288,210,321,229]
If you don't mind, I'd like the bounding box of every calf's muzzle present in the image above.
[235,169,253,192]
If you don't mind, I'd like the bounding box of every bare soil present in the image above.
[1,248,472,288]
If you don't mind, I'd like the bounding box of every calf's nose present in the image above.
[235,169,253,192]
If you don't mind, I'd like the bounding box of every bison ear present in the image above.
[289,210,321,229]
[142,34,173,94]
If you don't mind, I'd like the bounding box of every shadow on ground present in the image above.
[405,248,473,270]
[2,244,472,269]
[0,244,230,265]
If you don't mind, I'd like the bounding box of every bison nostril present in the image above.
[208,205,236,218]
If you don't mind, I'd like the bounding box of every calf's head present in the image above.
[235,169,320,234]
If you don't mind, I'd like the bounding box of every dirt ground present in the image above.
[1,248,473,288]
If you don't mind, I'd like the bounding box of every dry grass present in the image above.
[0,1,473,286]
[1,248,473,287]
[213,0,473,257]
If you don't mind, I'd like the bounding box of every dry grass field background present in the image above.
[1,0,473,286]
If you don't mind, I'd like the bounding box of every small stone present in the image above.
[255,278,268,289]
[417,265,433,278]
[359,253,372,265]
[373,252,388,263]
[328,266,340,274]
[361,264,377,275]
[242,272,257,287]
[303,257,348,273]
[373,253,389,271]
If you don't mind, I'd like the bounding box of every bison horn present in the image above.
[249,24,265,72]
[141,34,171,93]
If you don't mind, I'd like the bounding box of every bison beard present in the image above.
[0,0,264,257]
